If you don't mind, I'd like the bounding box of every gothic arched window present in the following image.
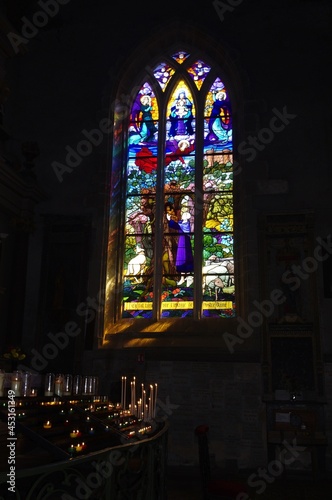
[105,49,235,330]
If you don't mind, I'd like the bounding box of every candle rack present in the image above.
[0,395,162,471]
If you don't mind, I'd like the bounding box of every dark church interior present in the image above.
[0,0,332,498]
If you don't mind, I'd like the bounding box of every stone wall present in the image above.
[141,360,265,468]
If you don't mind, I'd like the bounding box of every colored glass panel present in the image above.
[123,82,159,318]
[153,62,175,90]
[161,81,197,318]
[203,150,233,192]
[162,192,195,318]
[123,192,155,310]
[112,55,235,321]
[202,230,235,318]
[128,83,158,147]
[201,77,234,318]
[127,150,158,192]
[204,77,232,148]
[167,81,195,140]
[164,146,195,188]
[171,51,190,64]
[187,60,211,89]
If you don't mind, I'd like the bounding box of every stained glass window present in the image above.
[153,62,175,90]
[171,51,190,64]
[106,52,235,324]
[187,60,211,89]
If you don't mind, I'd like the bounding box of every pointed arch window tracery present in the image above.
[105,51,236,327]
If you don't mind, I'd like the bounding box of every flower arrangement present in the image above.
[2,347,26,361]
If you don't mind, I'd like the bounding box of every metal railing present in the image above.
[0,420,169,500]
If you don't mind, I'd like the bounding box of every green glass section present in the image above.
[203,150,233,192]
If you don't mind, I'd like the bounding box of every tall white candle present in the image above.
[148,397,151,420]
[124,376,126,410]
[133,377,136,411]
[121,376,124,408]
[143,390,146,420]
[131,381,134,414]
[44,373,54,396]
[150,385,154,420]
[154,383,158,418]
